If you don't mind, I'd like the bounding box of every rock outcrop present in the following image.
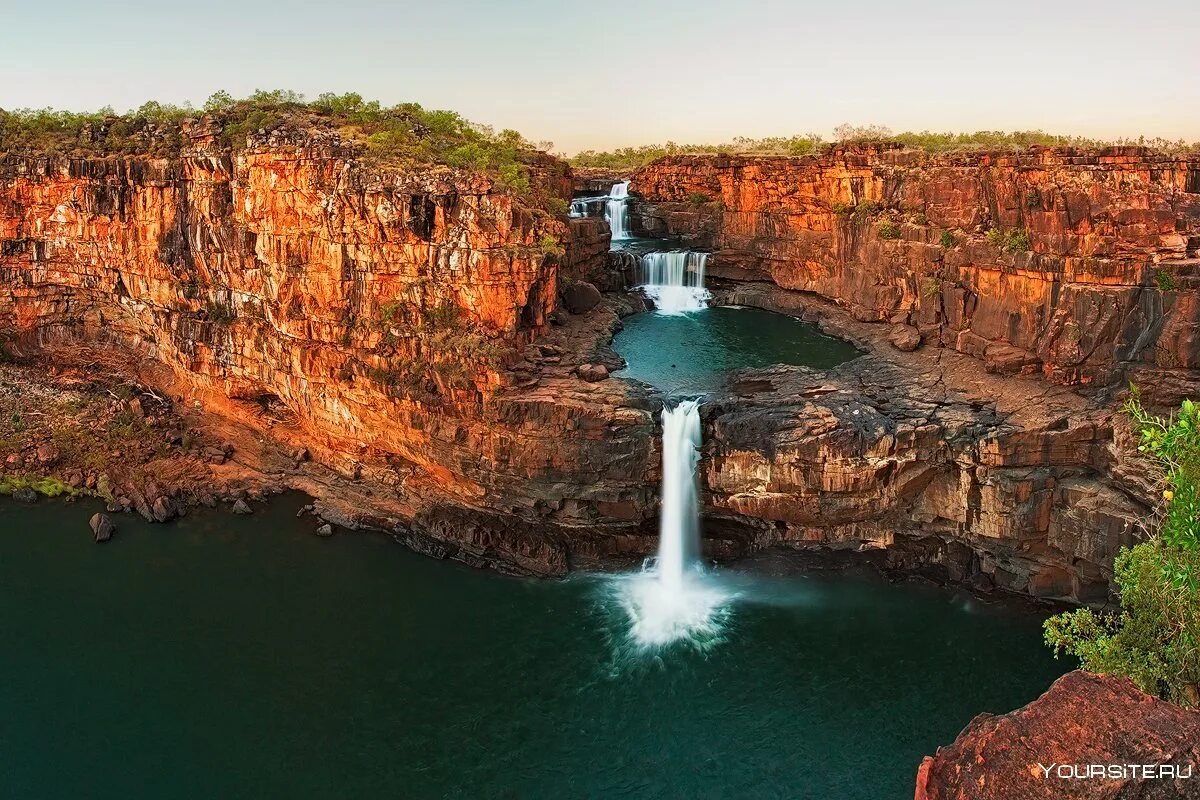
[914,670,1200,799]
[631,146,1200,402]
[0,123,659,570]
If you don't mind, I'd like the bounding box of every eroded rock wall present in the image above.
[632,147,1200,398]
[0,129,657,568]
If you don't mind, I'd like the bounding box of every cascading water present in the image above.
[613,399,731,650]
[638,251,711,315]
[606,181,631,240]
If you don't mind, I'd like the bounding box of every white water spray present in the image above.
[638,251,711,315]
[606,181,631,239]
[614,400,731,649]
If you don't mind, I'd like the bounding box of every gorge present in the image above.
[2,104,1200,797]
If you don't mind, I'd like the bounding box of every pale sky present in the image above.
[3,0,1198,154]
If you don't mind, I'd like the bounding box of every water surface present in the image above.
[614,306,860,394]
[0,497,1065,799]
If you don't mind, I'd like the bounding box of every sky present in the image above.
[3,0,1198,154]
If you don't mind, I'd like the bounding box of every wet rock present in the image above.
[576,363,609,382]
[561,281,602,315]
[231,499,253,515]
[889,324,921,352]
[12,487,37,503]
[315,523,333,537]
[150,496,177,523]
[89,512,115,543]
[914,671,1200,799]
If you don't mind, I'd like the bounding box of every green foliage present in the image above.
[851,200,880,220]
[0,474,79,498]
[1156,269,1176,292]
[940,231,957,248]
[569,135,824,169]
[1045,393,1200,707]
[1045,541,1200,707]
[1124,392,1200,553]
[830,201,854,216]
[1025,188,1043,209]
[544,197,569,217]
[876,219,902,240]
[570,128,1200,169]
[686,191,714,205]
[986,227,1031,253]
[0,90,552,207]
[920,277,941,298]
[537,234,565,257]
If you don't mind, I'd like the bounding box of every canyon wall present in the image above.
[631,147,1200,398]
[0,123,658,569]
[628,146,1200,601]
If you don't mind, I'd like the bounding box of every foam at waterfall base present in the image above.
[642,285,711,315]
[610,564,734,650]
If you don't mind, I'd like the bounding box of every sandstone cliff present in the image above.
[914,670,1200,799]
[630,146,1200,398]
[0,121,659,568]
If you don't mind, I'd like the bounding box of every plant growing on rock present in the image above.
[1045,391,1200,707]
[876,219,902,240]
[986,227,1031,253]
[940,231,957,248]
[1156,268,1176,292]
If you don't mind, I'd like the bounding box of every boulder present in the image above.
[89,512,115,543]
[35,443,60,466]
[12,486,37,503]
[915,671,1200,799]
[561,281,601,315]
[150,496,177,523]
[576,363,610,382]
[315,523,334,537]
[889,324,921,352]
[231,499,253,515]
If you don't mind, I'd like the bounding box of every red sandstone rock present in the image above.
[631,146,1200,398]
[914,670,1200,799]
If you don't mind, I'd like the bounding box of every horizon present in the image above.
[4,0,1198,155]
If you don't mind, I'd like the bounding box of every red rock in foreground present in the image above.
[915,671,1200,799]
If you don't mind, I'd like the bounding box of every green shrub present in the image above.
[986,227,1031,253]
[920,277,941,298]
[940,231,957,248]
[0,474,79,498]
[1045,393,1200,707]
[876,219,902,240]
[1156,269,1176,292]
[830,201,854,216]
[538,234,565,257]
[686,191,714,205]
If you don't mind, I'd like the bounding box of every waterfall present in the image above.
[638,251,711,315]
[569,197,595,218]
[657,400,702,589]
[612,398,730,650]
[606,181,631,240]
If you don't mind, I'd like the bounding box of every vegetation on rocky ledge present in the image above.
[1045,392,1200,708]
[570,125,1199,168]
[0,90,556,202]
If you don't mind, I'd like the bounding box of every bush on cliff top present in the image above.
[569,126,1198,168]
[1045,392,1200,708]
[0,90,552,200]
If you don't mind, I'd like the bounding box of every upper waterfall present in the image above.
[606,181,631,240]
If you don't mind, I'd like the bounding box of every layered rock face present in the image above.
[631,147,1200,399]
[624,147,1200,601]
[914,670,1200,799]
[0,125,658,568]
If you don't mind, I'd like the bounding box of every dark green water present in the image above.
[0,495,1066,799]
[613,306,860,394]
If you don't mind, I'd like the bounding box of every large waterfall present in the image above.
[614,400,730,649]
[606,181,631,240]
[638,251,711,315]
